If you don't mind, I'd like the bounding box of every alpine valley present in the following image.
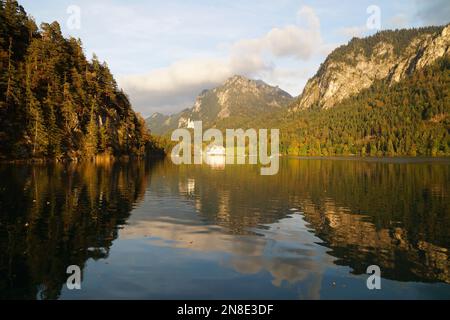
[147,24,450,157]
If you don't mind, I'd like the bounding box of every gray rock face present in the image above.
[147,75,293,135]
[293,25,450,111]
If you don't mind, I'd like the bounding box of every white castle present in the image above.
[187,119,195,129]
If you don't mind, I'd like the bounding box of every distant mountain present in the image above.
[149,25,450,157]
[232,25,450,157]
[145,112,172,136]
[146,75,293,135]
[293,25,450,111]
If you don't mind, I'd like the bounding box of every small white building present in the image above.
[206,145,226,156]
[187,119,195,129]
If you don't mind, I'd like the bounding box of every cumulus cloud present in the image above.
[233,5,326,61]
[119,5,327,116]
[119,57,233,115]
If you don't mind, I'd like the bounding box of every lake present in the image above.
[0,157,449,300]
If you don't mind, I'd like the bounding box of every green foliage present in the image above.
[84,102,98,158]
[0,0,162,160]
[277,56,450,157]
[217,56,450,157]
[150,25,449,159]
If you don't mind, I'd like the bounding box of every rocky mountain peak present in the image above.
[150,112,163,119]
[292,24,449,111]
[225,74,248,84]
[146,75,293,135]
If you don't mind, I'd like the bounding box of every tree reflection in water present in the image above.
[0,161,153,299]
[0,158,449,299]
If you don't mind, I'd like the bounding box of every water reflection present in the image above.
[137,159,450,285]
[0,161,152,299]
[0,158,449,299]
[204,154,226,170]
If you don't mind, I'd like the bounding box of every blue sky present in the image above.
[20,0,450,117]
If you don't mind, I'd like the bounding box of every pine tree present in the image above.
[99,117,110,154]
[0,1,161,160]
[26,65,46,156]
[84,101,98,158]
[43,83,62,157]
[5,37,13,104]
[387,139,395,156]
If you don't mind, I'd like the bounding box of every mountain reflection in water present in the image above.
[0,158,449,299]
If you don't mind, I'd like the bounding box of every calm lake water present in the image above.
[0,157,449,300]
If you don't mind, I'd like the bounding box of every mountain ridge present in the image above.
[146,75,293,135]
[293,24,450,111]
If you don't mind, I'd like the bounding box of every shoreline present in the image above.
[0,153,166,165]
[2,154,449,165]
[286,155,450,163]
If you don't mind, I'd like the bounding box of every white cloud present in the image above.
[119,5,328,116]
[119,57,233,115]
[234,25,322,60]
[297,5,321,30]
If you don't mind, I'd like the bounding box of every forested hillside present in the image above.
[248,56,449,156]
[294,25,449,111]
[0,0,161,160]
